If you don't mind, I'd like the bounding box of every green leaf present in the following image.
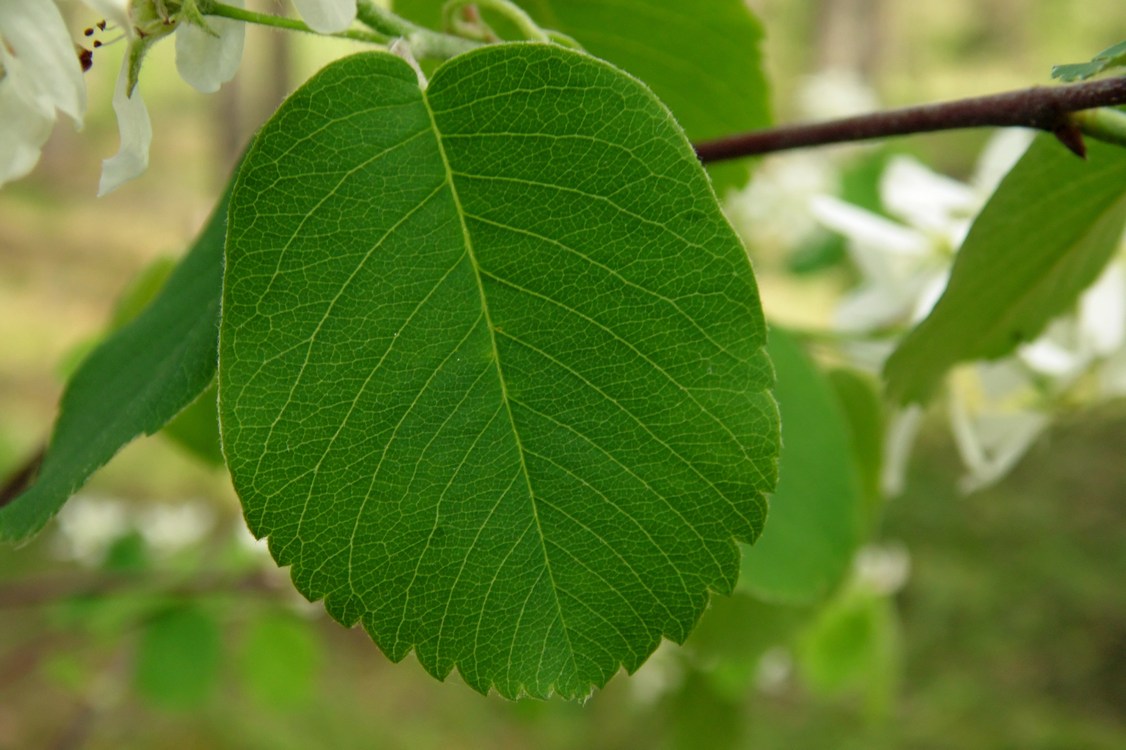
[1051,39,1126,81]
[796,589,899,719]
[162,381,224,466]
[826,368,885,527]
[134,604,222,710]
[394,0,771,190]
[885,135,1126,404]
[0,185,228,541]
[220,45,778,700]
[684,591,810,679]
[239,612,322,708]
[739,328,862,604]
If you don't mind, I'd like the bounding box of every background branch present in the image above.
[693,76,1126,163]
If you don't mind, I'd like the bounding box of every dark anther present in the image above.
[76,45,93,73]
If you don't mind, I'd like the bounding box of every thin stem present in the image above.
[694,77,1126,163]
[443,0,550,43]
[204,1,391,45]
[355,0,481,60]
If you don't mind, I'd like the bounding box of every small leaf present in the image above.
[739,328,863,604]
[885,135,1126,404]
[0,186,228,541]
[1051,39,1126,81]
[220,45,778,699]
[134,604,222,710]
[239,613,322,708]
[394,0,772,190]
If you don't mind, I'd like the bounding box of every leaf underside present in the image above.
[220,45,777,699]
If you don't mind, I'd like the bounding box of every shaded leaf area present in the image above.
[0,186,229,541]
[393,0,771,191]
[885,135,1126,404]
[220,45,777,699]
[739,329,863,604]
[162,382,223,466]
[1052,40,1126,81]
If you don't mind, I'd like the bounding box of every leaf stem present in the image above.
[355,0,481,59]
[442,0,551,43]
[694,77,1126,163]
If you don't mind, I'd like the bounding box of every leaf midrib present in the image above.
[420,86,579,686]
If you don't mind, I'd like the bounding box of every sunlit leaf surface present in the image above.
[220,45,778,699]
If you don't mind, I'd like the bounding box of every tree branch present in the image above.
[693,76,1126,163]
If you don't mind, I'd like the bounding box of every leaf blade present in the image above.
[220,45,777,699]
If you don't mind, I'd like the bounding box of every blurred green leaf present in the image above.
[134,604,222,710]
[102,530,150,573]
[161,381,223,466]
[885,134,1126,404]
[826,368,886,527]
[685,592,810,696]
[394,0,771,191]
[740,328,862,604]
[1051,39,1126,81]
[0,182,228,542]
[239,613,321,709]
[662,668,744,750]
[796,589,899,719]
[221,46,776,700]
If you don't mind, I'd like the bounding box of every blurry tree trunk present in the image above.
[812,0,887,78]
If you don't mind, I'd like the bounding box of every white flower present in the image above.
[947,360,1051,492]
[85,0,247,194]
[175,2,246,94]
[137,501,214,555]
[0,0,86,187]
[52,495,129,566]
[293,0,357,34]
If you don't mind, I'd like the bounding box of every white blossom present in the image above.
[52,495,129,566]
[137,501,214,555]
[0,0,86,186]
[293,0,358,34]
[86,0,246,194]
[175,0,246,94]
[99,53,152,195]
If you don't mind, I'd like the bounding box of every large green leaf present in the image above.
[739,328,863,604]
[393,0,771,191]
[885,135,1126,404]
[220,45,778,700]
[0,186,228,541]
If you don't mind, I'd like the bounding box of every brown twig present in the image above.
[693,76,1126,163]
[0,447,44,509]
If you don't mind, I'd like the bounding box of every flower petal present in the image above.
[0,0,86,122]
[292,0,357,34]
[176,3,247,94]
[98,55,152,195]
[0,48,57,186]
